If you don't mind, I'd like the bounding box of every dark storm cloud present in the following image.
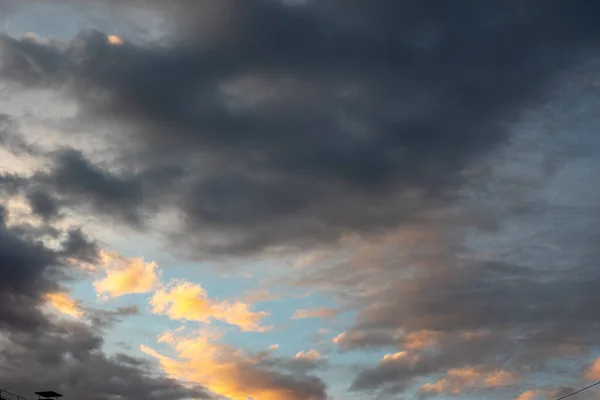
[43,149,145,225]
[26,189,60,220]
[58,228,98,263]
[20,149,186,227]
[294,76,600,396]
[0,166,98,330]
[0,218,105,332]
[0,222,57,331]
[0,319,213,400]
[2,0,600,254]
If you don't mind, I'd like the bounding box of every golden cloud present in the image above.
[150,281,270,332]
[44,292,84,318]
[420,366,518,395]
[381,351,419,364]
[332,332,346,344]
[141,329,325,400]
[93,251,160,298]
[107,35,124,45]
[515,390,543,400]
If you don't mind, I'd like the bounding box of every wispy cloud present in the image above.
[515,390,543,400]
[43,292,83,318]
[292,306,338,320]
[420,366,518,396]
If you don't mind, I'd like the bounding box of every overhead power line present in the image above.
[555,380,600,400]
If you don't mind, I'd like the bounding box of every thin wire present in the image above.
[555,380,600,400]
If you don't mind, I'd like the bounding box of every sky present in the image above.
[1,1,600,400]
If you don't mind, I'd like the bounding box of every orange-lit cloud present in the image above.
[483,369,518,387]
[403,330,440,350]
[150,281,270,332]
[586,357,600,380]
[420,366,518,395]
[292,306,338,320]
[295,350,324,361]
[141,329,326,400]
[381,351,419,364]
[44,292,84,318]
[93,251,160,298]
[332,332,346,344]
[515,390,543,400]
[107,35,124,45]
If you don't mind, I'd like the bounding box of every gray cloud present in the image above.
[0,176,206,400]
[293,67,600,396]
[26,190,60,220]
[0,221,58,331]
[58,228,98,263]
[2,1,600,398]
[85,305,140,329]
[0,319,213,400]
[2,0,600,256]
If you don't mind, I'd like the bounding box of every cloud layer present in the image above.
[2,0,600,399]
[4,0,599,257]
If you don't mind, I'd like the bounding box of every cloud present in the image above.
[59,228,99,263]
[93,251,160,297]
[292,307,338,320]
[283,72,600,395]
[295,350,324,361]
[381,351,419,364]
[43,291,84,318]
[419,366,518,396]
[0,197,208,400]
[3,0,599,258]
[141,329,327,400]
[0,319,212,400]
[0,216,63,331]
[40,149,150,226]
[586,357,600,381]
[107,35,124,45]
[85,305,140,329]
[25,189,60,220]
[402,330,441,351]
[2,1,600,398]
[150,280,270,332]
[332,330,400,351]
[515,390,543,400]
